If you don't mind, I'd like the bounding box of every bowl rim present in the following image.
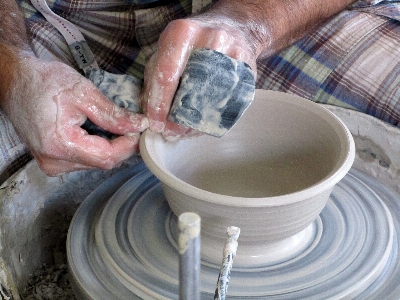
[140,90,355,207]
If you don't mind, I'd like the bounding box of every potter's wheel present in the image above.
[67,161,400,299]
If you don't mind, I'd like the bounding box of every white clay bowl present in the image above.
[140,89,355,267]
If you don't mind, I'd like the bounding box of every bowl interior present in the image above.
[141,90,353,199]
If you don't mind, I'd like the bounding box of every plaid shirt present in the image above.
[258,1,400,127]
[0,0,398,183]
[19,0,400,126]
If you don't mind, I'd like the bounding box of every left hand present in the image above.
[5,54,148,175]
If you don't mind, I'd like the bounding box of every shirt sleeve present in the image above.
[352,0,397,7]
[351,0,400,20]
[192,0,220,13]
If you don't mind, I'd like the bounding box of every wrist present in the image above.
[201,0,357,59]
[0,44,35,114]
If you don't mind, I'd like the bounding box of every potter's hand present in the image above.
[141,0,357,140]
[141,10,259,141]
[3,52,148,176]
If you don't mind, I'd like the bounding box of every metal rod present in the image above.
[178,212,201,300]
[214,226,241,300]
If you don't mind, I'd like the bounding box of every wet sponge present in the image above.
[168,48,255,137]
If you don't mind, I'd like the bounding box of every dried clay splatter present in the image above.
[21,253,76,300]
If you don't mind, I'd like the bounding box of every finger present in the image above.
[72,131,140,169]
[73,83,149,135]
[181,21,256,71]
[143,19,199,132]
[187,20,257,74]
[140,54,157,116]
[161,121,190,141]
[54,125,141,169]
[33,154,97,176]
[227,47,258,73]
[198,26,236,53]
[198,28,257,75]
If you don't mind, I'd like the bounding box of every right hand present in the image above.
[3,53,148,176]
[140,11,261,141]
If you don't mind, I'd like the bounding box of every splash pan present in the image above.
[67,162,400,299]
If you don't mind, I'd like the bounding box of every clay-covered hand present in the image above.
[4,53,148,176]
[141,0,357,140]
[140,4,261,141]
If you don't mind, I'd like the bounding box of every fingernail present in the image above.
[130,115,149,132]
[140,117,149,131]
[150,120,165,133]
[162,130,181,142]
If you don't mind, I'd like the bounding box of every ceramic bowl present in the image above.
[140,90,355,267]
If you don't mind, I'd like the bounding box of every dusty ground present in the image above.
[21,262,76,300]
[18,239,76,300]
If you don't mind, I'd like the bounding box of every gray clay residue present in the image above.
[354,135,391,168]
[0,159,139,300]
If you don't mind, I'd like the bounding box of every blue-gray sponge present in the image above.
[168,48,255,137]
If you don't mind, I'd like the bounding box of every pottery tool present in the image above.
[178,212,201,300]
[214,226,240,300]
[168,48,255,137]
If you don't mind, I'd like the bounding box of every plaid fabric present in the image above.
[0,0,399,182]
[20,0,194,79]
[257,4,400,127]
[0,110,31,184]
[18,0,400,126]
